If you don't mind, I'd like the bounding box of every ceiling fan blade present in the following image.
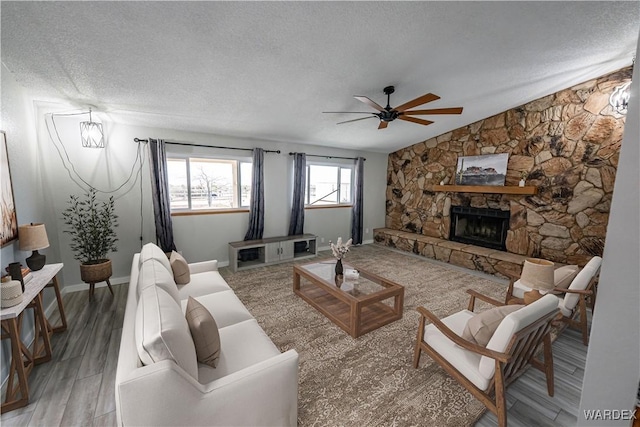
[398,116,434,126]
[394,93,441,112]
[403,107,464,115]
[323,111,378,114]
[378,121,389,130]
[336,116,379,125]
[354,96,384,112]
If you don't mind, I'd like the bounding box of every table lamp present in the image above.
[520,258,554,304]
[18,223,50,271]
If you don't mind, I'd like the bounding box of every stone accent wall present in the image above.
[385,67,632,266]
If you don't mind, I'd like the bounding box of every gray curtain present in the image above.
[288,153,306,235]
[244,148,264,240]
[350,157,365,244]
[148,138,177,252]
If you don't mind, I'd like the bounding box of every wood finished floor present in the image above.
[1,281,589,427]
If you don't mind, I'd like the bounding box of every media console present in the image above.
[228,234,318,272]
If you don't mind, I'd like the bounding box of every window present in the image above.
[167,156,252,211]
[306,164,353,206]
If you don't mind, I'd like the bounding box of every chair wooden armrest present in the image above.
[504,277,516,304]
[416,306,510,362]
[466,289,506,312]
[558,288,593,295]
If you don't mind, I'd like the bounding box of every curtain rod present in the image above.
[289,152,366,161]
[133,138,281,154]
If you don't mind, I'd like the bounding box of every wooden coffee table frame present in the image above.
[293,262,404,338]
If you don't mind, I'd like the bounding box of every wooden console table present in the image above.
[0,263,67,413]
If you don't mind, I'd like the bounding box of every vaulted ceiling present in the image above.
[1,1,638,153]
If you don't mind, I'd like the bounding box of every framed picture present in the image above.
[455,153,509,186]
[1,131,18,246]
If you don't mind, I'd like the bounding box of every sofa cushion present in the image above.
[139,242,172,274]
[462,305,523,347]
[137,258,180,305]
[552,265,580,293]
[197,319,280,384]
[180,290,253,329]
[135,286,198,380]
[185,297,221,368]
[170,251,191,285]
[177,271,232,300]
[422,310,489,391]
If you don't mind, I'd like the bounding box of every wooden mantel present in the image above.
[431,184,537,195]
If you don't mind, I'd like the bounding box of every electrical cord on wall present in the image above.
[45,111,145,200]
[46,110,150,248]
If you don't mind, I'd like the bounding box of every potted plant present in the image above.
[63,188,118,294]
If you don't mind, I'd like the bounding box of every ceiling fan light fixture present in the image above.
[326,86,462,129]
[80,109,104,148]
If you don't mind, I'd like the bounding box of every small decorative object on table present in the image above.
[330,237,352,277]
[1,276,23,308]
[7,262,25,293]
[519,171,528,187]
[344,268,360,281]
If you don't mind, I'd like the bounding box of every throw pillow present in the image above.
[462,305,524,347]
[552,265,580,293]
[135,286,198,379]
[170,251,191,285]
[185,297,221,368]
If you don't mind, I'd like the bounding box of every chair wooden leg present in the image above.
[494,362,507,427]
[578,296,589,346]
[106,279,114,296]
[413,315,426,368]
[543,334,555,397]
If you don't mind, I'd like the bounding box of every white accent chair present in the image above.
[413,291,559,427]
[506,256,602,344]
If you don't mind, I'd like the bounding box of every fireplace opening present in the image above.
[449,206,510,251]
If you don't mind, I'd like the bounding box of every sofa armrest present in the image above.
[188,260,218,274]
[117,350,299,427]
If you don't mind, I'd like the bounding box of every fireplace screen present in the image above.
[449,206,510,250]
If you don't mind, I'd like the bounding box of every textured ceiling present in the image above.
[1,1,638,153]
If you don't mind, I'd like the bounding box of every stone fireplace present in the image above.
[449,206,510,251]
[383,66,631,266]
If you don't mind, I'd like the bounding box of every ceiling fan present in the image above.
[324,86,463,129]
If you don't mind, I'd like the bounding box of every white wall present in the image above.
[578,36,640,424]
[0,66,61,387]
[33,107,387,287]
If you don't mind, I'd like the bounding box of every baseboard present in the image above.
[62,275,129,294]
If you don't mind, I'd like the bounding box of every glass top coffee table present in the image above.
[293,261,404,338]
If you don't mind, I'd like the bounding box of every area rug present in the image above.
[220,244,512,427]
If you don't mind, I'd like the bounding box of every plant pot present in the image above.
[80,259,112,283]
[519,179,526,187]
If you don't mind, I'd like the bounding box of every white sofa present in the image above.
[115,243,299,426]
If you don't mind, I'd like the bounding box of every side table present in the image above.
[0,263,67,413]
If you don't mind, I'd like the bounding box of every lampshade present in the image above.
[520,258,554,291]
[80,109,104,148]
[18,223,49,251]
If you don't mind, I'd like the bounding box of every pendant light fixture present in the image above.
[80,108,104,148]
